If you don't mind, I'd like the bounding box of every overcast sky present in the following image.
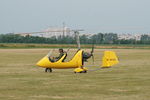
[0,0,150,34]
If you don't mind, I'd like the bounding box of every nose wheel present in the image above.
[45,68,52,72]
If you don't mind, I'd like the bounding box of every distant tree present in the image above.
[140,35,150,44]
[80,35,89,44]
[103,33,118,44]
[0,33,149,45]
[91,33,104,44]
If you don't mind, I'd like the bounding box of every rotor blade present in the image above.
[15,30,70,35]
[15,29,84,35]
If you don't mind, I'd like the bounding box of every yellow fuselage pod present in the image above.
[36,50,83,69]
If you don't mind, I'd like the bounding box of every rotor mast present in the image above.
[75,31,80,49]
[72,29,84,50]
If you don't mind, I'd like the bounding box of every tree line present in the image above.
[0,33,150,44]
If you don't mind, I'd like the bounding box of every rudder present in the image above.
[101,51,119,68]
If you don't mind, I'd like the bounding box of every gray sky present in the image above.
[0,0,150,34]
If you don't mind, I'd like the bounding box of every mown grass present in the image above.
[0,49,150,100]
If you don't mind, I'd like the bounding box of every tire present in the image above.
[45,68,52,73]
[83,70,87,73]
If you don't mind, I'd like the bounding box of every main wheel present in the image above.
[83,70,87,73]
[45,68,52,73]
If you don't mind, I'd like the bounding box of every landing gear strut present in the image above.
[45,68,52,73]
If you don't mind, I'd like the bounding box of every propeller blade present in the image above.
[92,54,94,64]
[91,39,95,64]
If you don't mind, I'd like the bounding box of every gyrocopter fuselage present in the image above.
[36,30,119,73]
[36,30,90,73]
[36,49,88,73]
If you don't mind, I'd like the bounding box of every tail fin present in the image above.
[101,51,119,68]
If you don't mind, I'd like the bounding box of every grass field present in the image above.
[0,48,150,100]
[0,43,150,49]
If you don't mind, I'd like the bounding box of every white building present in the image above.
[43,27,72,37]
[31,27,73,38]
[118,33,143,40]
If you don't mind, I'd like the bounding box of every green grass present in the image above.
[0,49,150,100]
[0,43,150,49]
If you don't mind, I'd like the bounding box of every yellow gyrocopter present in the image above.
[36,30,119,73]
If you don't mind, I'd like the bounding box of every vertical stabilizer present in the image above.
[102,51,119,68]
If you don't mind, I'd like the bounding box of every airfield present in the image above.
[0,48,150,100]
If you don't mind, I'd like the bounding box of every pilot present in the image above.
[49,48,66,62]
